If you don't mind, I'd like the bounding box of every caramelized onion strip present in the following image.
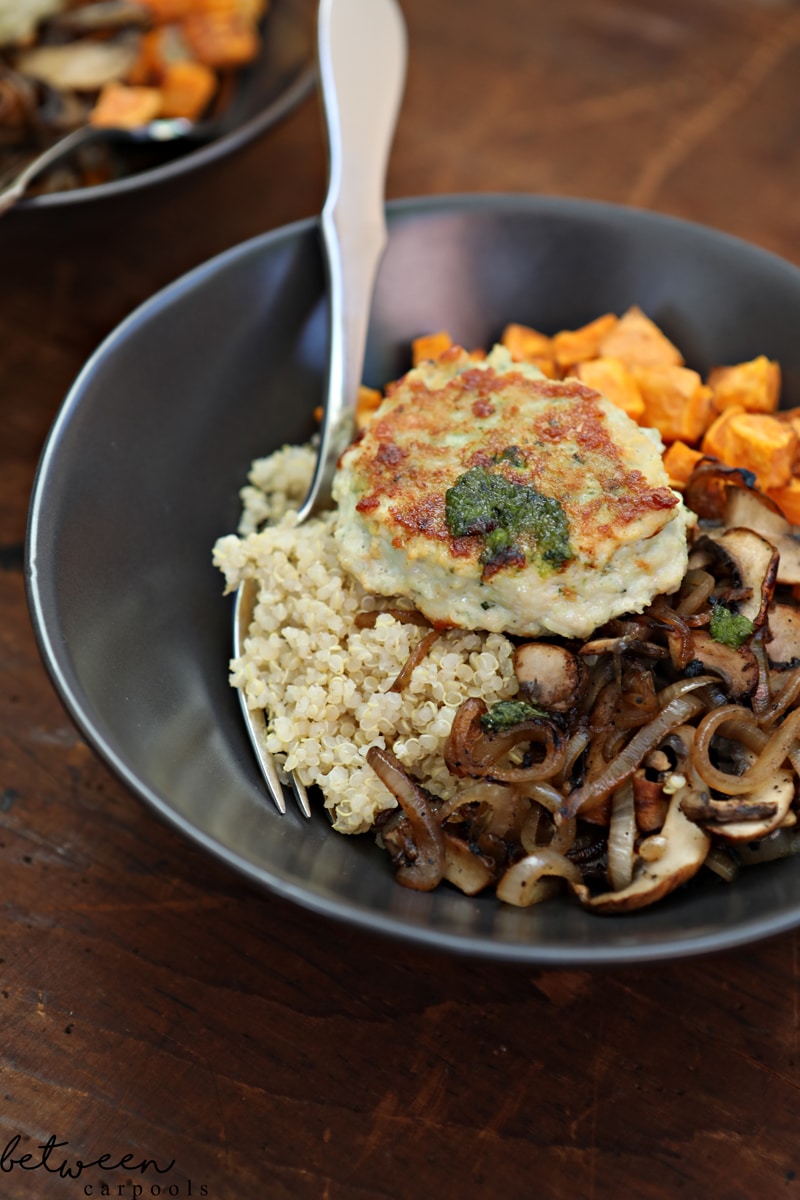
[759,664,800,728]
[435,781,512,825]
[656,675,718,706]
[607,781,636,891]
[366,746,445,891]
[676,569,716,617]
[388,629,441,693]
[650,600,694,667]
[445,698,567,784]
[692,705,800,795]
[354,607,431,628]
[526,782,564,815]
[561,691,706,819]
[555,728,591,787]
[496,849,583,907]
[520,797,576,855]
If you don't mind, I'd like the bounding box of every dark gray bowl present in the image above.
[26,193,800,964]
[13,0,315,211]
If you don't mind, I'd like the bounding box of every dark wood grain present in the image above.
[2,1,800,1197]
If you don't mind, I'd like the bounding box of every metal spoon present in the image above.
[234,0,407,816]
[0,118,194,216]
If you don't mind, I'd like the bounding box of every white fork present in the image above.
[234,0,408,815]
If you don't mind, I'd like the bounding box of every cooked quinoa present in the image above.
[213,443,518,834]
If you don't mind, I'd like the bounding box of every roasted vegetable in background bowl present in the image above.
[0,0,267,193]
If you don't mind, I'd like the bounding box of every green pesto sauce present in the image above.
[480,699,546,733]
[709,604,755,648]
[444,465,573,575]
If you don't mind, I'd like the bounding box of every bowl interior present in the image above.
[17,0,316,210]
[27,194,800,963]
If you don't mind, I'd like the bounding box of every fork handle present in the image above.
[296,0,407,521]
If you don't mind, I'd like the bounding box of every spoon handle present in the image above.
[296,0,407,521]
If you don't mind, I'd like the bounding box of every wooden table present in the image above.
[3,1,800,1196]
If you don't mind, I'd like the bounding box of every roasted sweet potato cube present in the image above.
[707,355,781,414]
[89,83,163,129]
[159,59,217,118]
[662,440,704,488]
[552,312,617,368]
[768,478,800,526]
[701,405,745,461]
[575,356,644,422]
[125,31,162,86]
[355,385,383,429]
[632,364,714,444]
[775,408,800,455]
[703,410,797,490]
[598,305,684,369]
[411,331,452,365]
[180,11,260,68]
[735,413,797,490]
[501,322,552,362]
[529,356,560,379]
[778,413,800,473]
[776,406,800,428]
[197,0,268,15]
[126,26,194,86]
[139,0,198,20]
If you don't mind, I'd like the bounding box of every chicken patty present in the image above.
[332,345,692,637]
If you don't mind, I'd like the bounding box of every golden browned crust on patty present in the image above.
[351,361,679,567]
[333,345,690,638]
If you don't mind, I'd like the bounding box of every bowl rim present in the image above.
[26,190,800,965]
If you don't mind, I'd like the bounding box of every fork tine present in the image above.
[234,579,312,818]
[233,578,288,816]
[238,690,288,815]
[290,773,312,818]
